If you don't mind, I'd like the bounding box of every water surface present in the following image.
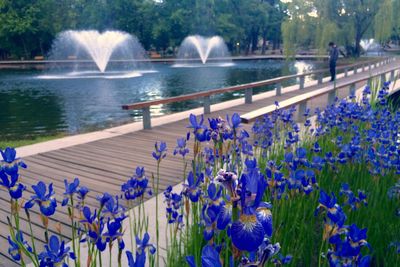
[0,60,325,139]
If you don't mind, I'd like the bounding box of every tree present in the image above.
[0,0,289,59]
[282,0,388,57]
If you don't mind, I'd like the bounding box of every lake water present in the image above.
[0,59,325,140]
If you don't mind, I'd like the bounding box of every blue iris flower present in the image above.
[152,141,167,161]
[103,218,124,245]
[38,235,75,267]
[77,186,89,201]
[256,202,273,237]
[8,231,32,261]
[64,177,80,195]
[136,232,156,255]
[0,147,27,175]
[182,171,202,202]
[7,236,21,261]
[173,136,190,158]
[216,200,232,230]
[227,113,241,130]
[1,147,17,163]
[62,177,80,206]
[186,244,222,267]
[164,186,184,226]
[126,250,146,267]
[0,169,25,199]
[81,206,97,224]
[188,114,210,142]
[215,169,238,199]
[188,113,204,131]
[122,167,151,200]
[97,192,113,207]
[24,181,57,217]
[315,190,346,228]
[231,170,268,252]
[102,196,126,220]
[348,224,368,243]
[205,183,224,221]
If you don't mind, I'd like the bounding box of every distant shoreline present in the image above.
[0,55,330,69]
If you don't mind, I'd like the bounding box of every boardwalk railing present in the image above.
[241,57,399,123]
[122,57,393,129]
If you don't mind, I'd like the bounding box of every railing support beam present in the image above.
[349,83,356,97]
[245,88,253,104]
[276,83,282,96]
[381,73,386,85]
[299,76,305,90]
[317,74,323,85]
[390,70,395,82]
[204,96,211,114]
[328,86,337,106]
[297,101,307,122]
[344,68,348,77]
[143,107,151,130]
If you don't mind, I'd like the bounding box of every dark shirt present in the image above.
[329,46,339,64]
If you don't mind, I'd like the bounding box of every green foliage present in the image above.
[281,0,397,57]
[374,0,393,43]
[0,0,288,59]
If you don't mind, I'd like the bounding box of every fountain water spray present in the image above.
[67,31,129,72]
[48,30,147,73]
[177,35,230,64]
[360,39,381,52]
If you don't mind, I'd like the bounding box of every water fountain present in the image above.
[360,39,381,53]
[43,30,151,79]
[175,35,232,67]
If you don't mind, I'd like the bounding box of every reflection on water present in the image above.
[0,60,324,139]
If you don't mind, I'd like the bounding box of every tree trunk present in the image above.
[251,28,259,54]
[261,31,267,55]
[21,37,29,60]
[354,31,362,57]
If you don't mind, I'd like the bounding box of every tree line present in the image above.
[0,0,399,60]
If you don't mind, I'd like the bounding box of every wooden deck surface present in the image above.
[1,60,398,266]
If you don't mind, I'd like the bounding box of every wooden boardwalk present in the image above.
[1,59,398,266]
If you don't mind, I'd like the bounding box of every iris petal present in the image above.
[231,214,265,252]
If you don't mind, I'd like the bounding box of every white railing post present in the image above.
[297,101,307,122]
[390,70,395,81]
[245,88,253,104]
[328,88,336,105]
[204,96,211,114]
[276,83,282,96]
[143,107,151,129]
[381,73,386,85]
[299,76,305,90]
[349,83,356,96]
[317,73,323,84]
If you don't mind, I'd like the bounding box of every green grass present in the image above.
[0,134,66,149]
[166,107,400,266]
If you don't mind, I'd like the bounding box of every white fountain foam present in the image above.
[37,71,143,80]
[64,30,131,72]
[360,39,381,52]
[177,35,230,64]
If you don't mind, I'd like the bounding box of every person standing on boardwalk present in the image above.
[328,42,339,81]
